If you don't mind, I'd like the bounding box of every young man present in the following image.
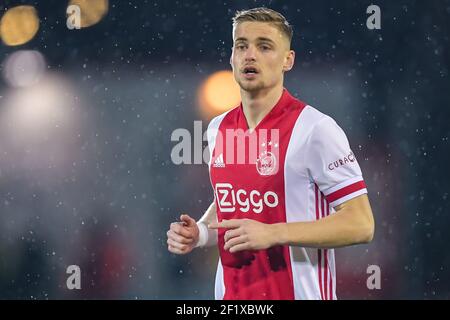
[167,7,374,300]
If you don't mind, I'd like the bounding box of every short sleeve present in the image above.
[305,117,367,208]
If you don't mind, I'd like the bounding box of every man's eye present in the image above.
[236,45,246,50]
[260,45,271,51]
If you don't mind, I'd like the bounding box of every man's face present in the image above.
[231,21,294,93]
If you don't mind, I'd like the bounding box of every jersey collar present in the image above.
[238,88,294,131]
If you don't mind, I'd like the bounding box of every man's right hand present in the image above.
[167,214,200,254]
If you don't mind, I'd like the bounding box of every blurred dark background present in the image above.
[0,0,449,299]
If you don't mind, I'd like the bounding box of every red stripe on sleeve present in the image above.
[326,181,366,203]
[315,184,320,220]
[321,192,325,219]
[326,199,330,217]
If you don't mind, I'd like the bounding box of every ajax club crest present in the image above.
[256,151,277,176]
[256,140,278,176]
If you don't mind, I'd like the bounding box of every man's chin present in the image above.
[238,80,265,92]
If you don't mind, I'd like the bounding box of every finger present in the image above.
[180,214,196,227]
[168,244,185,255]
[167,230,194,244]
[224,228,243,242]
[208,222,219,229]
[167,238,190,251]
[209,219,242,230]
[170,222,195,238]
[229,242,250,253]
[167,230,194,245]
[224,235,248,251]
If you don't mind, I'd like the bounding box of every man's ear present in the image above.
[283,50,295,72]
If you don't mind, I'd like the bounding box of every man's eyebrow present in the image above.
[234,37,276,44]
[256,37,276,44]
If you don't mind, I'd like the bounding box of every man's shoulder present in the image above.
[298,104,337,133]
[297,105,350,150]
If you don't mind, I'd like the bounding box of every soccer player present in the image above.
[167,7,374,300]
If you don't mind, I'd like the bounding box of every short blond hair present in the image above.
[232,7,293,44]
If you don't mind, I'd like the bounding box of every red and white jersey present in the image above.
[207,89,367,300]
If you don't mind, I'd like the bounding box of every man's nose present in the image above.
[244,45,257,61]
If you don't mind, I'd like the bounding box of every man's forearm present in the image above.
[273,199,374,249]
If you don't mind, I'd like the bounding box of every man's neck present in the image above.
[240,84,284,130]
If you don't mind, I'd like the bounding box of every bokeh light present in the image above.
[68,0,109,28]
[0,74,77,139]
[198,70,241,119]
[2,50,46,87]
[0,5,40,46]
[0,73,82,184]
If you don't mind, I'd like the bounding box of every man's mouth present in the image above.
[242,66,259,75]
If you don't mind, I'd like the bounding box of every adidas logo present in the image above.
[213,154,225,168]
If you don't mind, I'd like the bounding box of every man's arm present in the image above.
[209,194,374,253]
[276,194,374,248]
[167,201,218,254]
